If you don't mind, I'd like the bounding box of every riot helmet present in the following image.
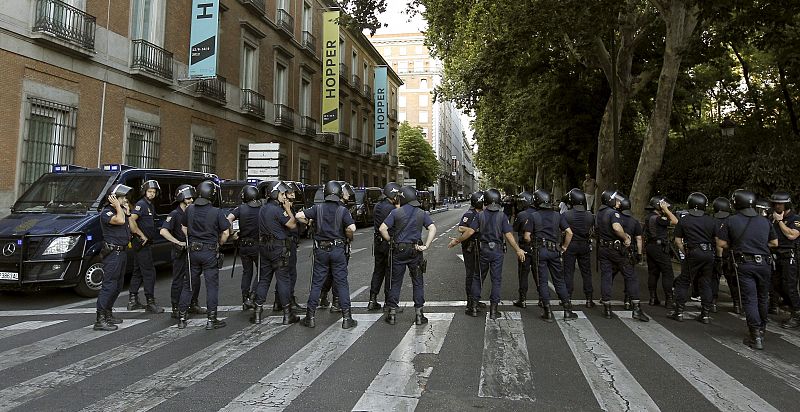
[712,197,731,219]
[269,181,293,201]
[140,180,161,199]
[240,185,260,206]
[755,198,770,217]
[106,184,132,205]
[194,181,218,206]
[257,180,277,200]
[731,189,757,217]
[483,188,502,211]
[600,189,615,208]
[518,191,533,210]
[174,184,196,203]
[532,189,552,210]
[383,182,402,202]
[769,191,792,212]
[565,188,587,211]
[646,195,665,211]
[607,190,626,209]
[620,197,633,216]
[686,192,708,216]
[399,186,421,207]
[470,191,485,209]
[323,181,343,202]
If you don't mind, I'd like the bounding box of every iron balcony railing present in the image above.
[195,75,227,104]
[302,30,315,52]
[274,103,295,128]
[32,0,96,50]
[277,8,294,35]
[335,132,350,149]
[362,143,373,157]
[349,139,361,153]
[241,89,265,119]
[351,74,361,91]
[364,84,373,101]
[131,39,173,80]
[300,116,317,137]
[340,63,349,84]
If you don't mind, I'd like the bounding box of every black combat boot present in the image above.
[205,311,226,330]
[330,296,342,313]
[367,293,382,311]
[289,296,304,313]
[171,303,180,319]
[631,301,650,322]
[127,294,145,310]
[585,294,596,308]
[744,326,764,350]
[93,310,117,331]
[319,293,331,308]
[648,291,660,306]
[283,306,300,325]
[145,297,165,314]
[177,311,188,329]
[623,295,632,310]
[301,308,316,328]
[242,293,255,311]
[465,298,478,317]
[668,303,685,321]
[538,299,544,308]
[602,302,614,319]
[540,304,555,323]
[733,300,742,314]
[513,293,527,308]
[414,307,429,325]
[562,301,578,320]
[476,300,487,309]
[696,305,711,324]
[385,307,397,325]
[105,309,123,324]
[664,292,676,310]
[781,311,800,329]
[342,309,359,329]
[188,299,206,315]
[250,305,264,324]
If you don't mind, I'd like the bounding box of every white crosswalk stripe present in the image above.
[0,320,67,339]
[478,311,534,402]
[712,335,800,392]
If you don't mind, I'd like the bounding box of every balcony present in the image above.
[316,133,335,145]
[390,155,399,166]
[364,84,373,101]
[195,76,227,104]
[300,116,317,137]
[340,63,349,84]
[335,132,350,149]
[302,31,315,53]
[276,8,294,36]
[241,0,265,16]
[241,89,265,119]
[351,74,362,92]
[348,139,361,154]
[274,103,295,129]
[362,143,373,158]
[32,0,96,53]
[130,39,173,83]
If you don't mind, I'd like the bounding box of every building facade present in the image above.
[369,31,477,199]
[0,0,400,217]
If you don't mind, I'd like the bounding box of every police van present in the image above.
[0,164,219,297]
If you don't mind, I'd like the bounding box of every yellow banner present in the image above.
[322,11,339,133]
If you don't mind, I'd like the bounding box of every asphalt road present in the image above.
[1,207,800,411]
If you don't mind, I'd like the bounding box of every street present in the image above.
[1,208,799,411]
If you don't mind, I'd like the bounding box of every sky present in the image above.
[373,1,427,35]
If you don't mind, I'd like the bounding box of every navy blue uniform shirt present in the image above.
[645,211,670,241]
[161,206,186,242]
[717,214,777,255]
[304,201,355,241]
[373,199,395,233]
[620,214,643,238]
[384,204,434,243]
[132,198,157,239]
[100,205,130,246]
[773,211,800,249]
[182,204,229,244]
[459,208,480,243]
[259,200,291,240]
[231,204,260,239]
[524,209,569,243]
[674,214,716,245]
[471,209,512,244]
[514,207,534,238]
[597,207,623,241]
[564,209,593,242]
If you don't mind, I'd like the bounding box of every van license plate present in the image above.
[0,272,18,281]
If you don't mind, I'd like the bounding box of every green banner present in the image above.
[321,11,339,133]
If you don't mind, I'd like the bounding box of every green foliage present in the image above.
[398,122,440,188]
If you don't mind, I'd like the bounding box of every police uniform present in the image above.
[472,208,512,307]
[128,197,162,312]
[564,207,594,302]
[254,199,295,321]
[673,212,718,320]
[514,206,534,305]
[771,211,800,319]
[384,204,433,311]
[94,203,131,330]
[461,206,482,302]
[525,206,576,321]
[713,211,739,313]
[231,202,260,305]
[162,205,200,314]
[180,199,229,329]
[645,210,674,305]
[369,198,396,307]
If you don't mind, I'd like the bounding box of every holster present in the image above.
[217,252,224,269]
[100,242,114,259]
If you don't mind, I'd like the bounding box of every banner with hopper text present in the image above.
[188,0,219,78]
[374,66,388,154]
[321,11,340,133]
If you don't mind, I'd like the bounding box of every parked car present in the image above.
[0,164,219,296]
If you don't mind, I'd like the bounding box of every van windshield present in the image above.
[355,191,365,204]
[14,173,114,213]
[220,184,243,209]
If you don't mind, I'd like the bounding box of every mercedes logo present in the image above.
[2,243,16,257]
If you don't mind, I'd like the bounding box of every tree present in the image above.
[398,122,440,188]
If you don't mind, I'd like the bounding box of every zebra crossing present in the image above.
[1,305,799,411]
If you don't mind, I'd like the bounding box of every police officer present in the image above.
[511,191,534,308]
[671,193,717,323]
[280,181,304,314]
[159,184,201,319]
[94,184,132,331]
[379,186,438,325]
[178,181,229,330]
[597,190,649,321]
[296,181,358,329]
[562,188,596,308]
[227,184,261,311]
[524,189,577,322]
[717,189,778,349]
[127,180,164,314]
[712,197,740,314]
[448,191,485,315]
[368,182,402,310]
[318,183,356,312]
[644,195,678,308]
[466,188,526,319]
[769,191,800,328]
[251,181,299,326]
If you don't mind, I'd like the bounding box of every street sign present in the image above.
[248,143,280,180]
[404,178,417,188]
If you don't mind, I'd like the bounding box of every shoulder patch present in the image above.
[166,216,172,222]
[134,205,141,211]
[106,211,113,217]
[462,216,469,223]
[614,212,621,218]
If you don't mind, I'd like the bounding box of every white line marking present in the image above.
[558,313,660,411]
[222,314,382,411]
[0,320,68,340]
[349,285,369,300]
[79,317,289,412]
[712,335,800,392]
[478,311,534,402]
[616,312,779,412]
[457,254,464,261]
[0,320,205,410]
[350,247,367,254]
[50,299,95,310]
[352,312,454,411]
[0,319,148,373]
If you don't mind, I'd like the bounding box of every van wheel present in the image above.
[74,257,103,297]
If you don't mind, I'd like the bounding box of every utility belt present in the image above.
[734,253,772,265]
[773,249,795,260]
[480,240,506,252]
[393,242,418,253]
[190,242,219,252]
[238,237,258,247]
[534,238,560,252]
[687,243,713,253]
[172,243,187,252]
[599,239,625,251]
[315,239,347,251]
[260,235,291,248]
[374,231,388,244]
[647,239,668,245]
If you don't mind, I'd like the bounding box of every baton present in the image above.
[230,240,239,279]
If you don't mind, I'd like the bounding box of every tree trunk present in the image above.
[595,96,625,195]
[778,63,800,136]
[630,1,699,220]
[731,44,763,128]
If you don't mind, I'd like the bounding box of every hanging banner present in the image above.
[188,0,219,78]
[321,11,340,133]
[374,66,388,154]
